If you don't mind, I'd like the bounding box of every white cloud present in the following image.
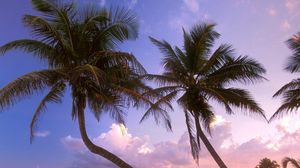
[281,20,291,31]
[33,131,50,137]
[210,115,226,127]
[63,120,300,168]
[63,124,196,168]
[183,0,200,13]
[62,135,86,151]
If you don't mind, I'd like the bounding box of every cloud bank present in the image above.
[62,120,300,168]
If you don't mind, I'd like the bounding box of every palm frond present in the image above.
[200,44,235,75]
[140,104,172,131]
[273,79,300,97]
[140,90,178,124]
[109,7,139,40]
[0,39,61,67]
[282,157,300,168]
[30,82,66,143]
[112,84,151,109]
[140,90,178,131]
[270,98,300,121]
[184,110,199,163]
[184,23,220,72]
[89,7,138,51]
[23,15,63,45]
[92,51,146,75]
[72,64,106,87]
[285,33,300,73]
[206,55,266,85]
[0,70,66,111]
[87,89,126,124]
[147,86,182,97]
[200,86,234,114]
[31,0,58,13]
[141,74,179,86]
[149,37,187,75]
[270,79,300,121]
[206,87,266,119]
[198,106,216,135]
[31,0,76,37]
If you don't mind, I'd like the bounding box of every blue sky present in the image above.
[1,0,300,167]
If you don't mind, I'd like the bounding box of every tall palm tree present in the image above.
[255,158,280,168]
[143,23,267,168]
[270,32,300,121]
[282,157,300,168]
[0,0,152,167]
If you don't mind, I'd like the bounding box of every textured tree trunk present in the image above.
[78,106,133,168]
[195,117,228,168]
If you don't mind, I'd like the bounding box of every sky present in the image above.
[0,0,300,168]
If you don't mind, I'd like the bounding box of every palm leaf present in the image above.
[140,90,178,124]
[282,157,300,168]
[200,44,235,75]
[30,82,66,143]
[206,55,266,85]
[184,110,199,163]
[0,70,65,111]
[285,33,300,73]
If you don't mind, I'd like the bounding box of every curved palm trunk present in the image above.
[78,107,133,168]
[195,117,228,168]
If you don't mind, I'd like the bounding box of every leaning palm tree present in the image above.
[255,158,280,168]
[270,32,300,121]
[282,157,300,168]
[0,0,152,167]
[142,23,267,168]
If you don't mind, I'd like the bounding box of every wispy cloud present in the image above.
[33,131,50,138]
[281,20,291,31]
[183,0,200,13]
[168,0,205,31]
[266,7,277,16]
[285,0,300,13]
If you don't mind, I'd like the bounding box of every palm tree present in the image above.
[282,157,300,168]
[270,32,300,121]
[255,158,280,168]
[0,0,152,167]
[143,23,267,168]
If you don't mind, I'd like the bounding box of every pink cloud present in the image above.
[183,0,199,13]
[62,121,300,168]
[266,8,277,16]
[281,20,291,31]
[285,0,300,13]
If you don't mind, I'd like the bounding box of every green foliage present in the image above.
[0,0,151,144]
[144,23,266,163]
[271,33,300,121]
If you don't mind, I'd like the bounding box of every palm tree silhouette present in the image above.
[143,23,267,168]
[255,158,280,168]
[270,32,300,121]
[0,0,151,167]
[282,157,300,168]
